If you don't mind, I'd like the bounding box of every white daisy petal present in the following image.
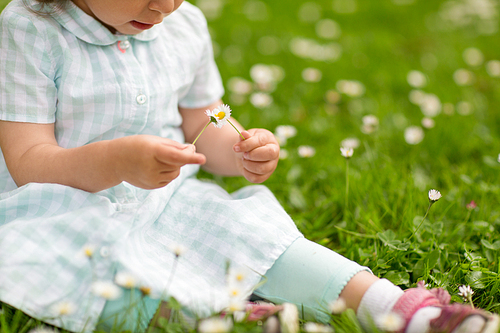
[298,145,316,158]
[428,189,442,202]
[114,271,138,289]
[91,281,122,300]
[198,317,233,333]
[328,297,347,314]
[279,303,299,333]
[404,126,424,145]
[377,312,405,332]
[340,147,353,159]
[50,301,76,316]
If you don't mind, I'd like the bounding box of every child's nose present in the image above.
[149,0,176,15]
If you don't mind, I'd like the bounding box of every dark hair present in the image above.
[23,0,69,15]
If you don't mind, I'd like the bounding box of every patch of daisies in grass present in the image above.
[4,0,500,332]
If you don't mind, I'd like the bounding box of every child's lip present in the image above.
[130,20,155,30]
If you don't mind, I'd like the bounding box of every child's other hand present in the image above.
[111,135,206,189]
[233,128,279,183]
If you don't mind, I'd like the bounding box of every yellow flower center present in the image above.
[216,111,225,119]
[59,305,71,315]
[140,286,152,296]
[84,248,93,257]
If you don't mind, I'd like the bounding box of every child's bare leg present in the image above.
[339,270,379,312]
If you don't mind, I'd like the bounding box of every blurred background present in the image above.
[197,0,500,216]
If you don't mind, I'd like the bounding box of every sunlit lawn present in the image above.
[1,0,500,332]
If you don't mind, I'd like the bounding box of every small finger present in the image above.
[242,159,276,176]
[243,168,270,184]
[243,145,279,162]
[156,145,206,165]
[241,131,252,140]
[234,134,262,153]
[159,168,181,180]
[161,141,193,150]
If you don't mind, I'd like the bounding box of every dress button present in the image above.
[120,40,130,49]
[117,40,131,53]
[136,94,147,105]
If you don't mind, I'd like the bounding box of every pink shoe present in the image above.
[392,281,500,333]
[245,302,283,321]
[429,303,499,333]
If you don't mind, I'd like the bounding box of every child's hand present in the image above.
[233,129,280,183]
[111,135,206,189]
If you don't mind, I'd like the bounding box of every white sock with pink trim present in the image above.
[357,279,404,331]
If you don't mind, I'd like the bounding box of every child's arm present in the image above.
[180,100,280,183]
[0,121,206,192]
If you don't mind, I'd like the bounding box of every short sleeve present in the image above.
[177,5,224,109]
[0,6,57,123]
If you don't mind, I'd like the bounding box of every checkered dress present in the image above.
[0,1,302,332]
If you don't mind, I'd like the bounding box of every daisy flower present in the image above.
[82,244,96,258]
[328,297,347,314]
[407,70,427,88]
[302,67,322,82]
[421,117,435,129]
[91,281,122,300]
[298,145,316,158]
[303,322,334,333]
[227,282,247,300]
[193,104,245,144]
[50,301,76,316]
[458,285,474,303]
[227,266,251,285]
[139,285,152,296]
[404,126,424,145]
[250,92,273,108]
[226,297,247,313]
[168,243,188,258]
[376,312,405,332]
[361,114,379,134]
[209,104,232,128]
[410,189,442,240]
[279,303,299,333]
[428,189,442,202]
[340,137,360,149]
[114,271,138,289]
[275,125,297,140]
[340,147,353,159]
[486,60,500,77]
[28,328,57,333]
[198,317,233,333]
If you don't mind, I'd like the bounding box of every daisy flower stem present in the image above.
[165,256,178,296]
[468,295,475,309]
[150,256,179,331]
[463,209,472,224]
[408,202,433,241]
[227,120,245,140]
[345,159,349,215]
[192,120,211,145]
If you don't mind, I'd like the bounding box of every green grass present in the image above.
[2,0,500,332]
